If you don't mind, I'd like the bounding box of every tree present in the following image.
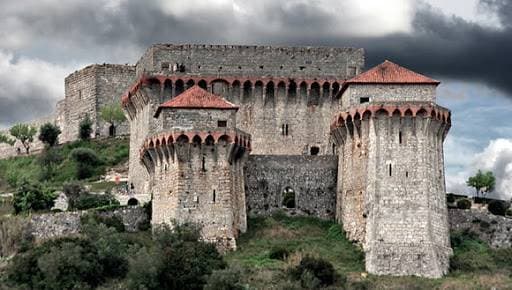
[9,124,37,154]
[12,181,57,214]
[38,123,61,147]
[100,104,126,137]
[0,132,15,146]
[79,115,93,141]
[467,170,496,197]
[70,147,101,179]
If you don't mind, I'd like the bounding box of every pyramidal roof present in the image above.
[344,60,440,85]
[155,85,238,116]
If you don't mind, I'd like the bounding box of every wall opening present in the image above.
[213,190,216,203]
[399,131,403,144]
[218,120,227,127]
[332,82,340,98]
[299,82,308,100]
[332,143,336,155]
[232,80,241,101]
[322,82,330,99]
[175,79,184,96]
[282,187,296,208]
[163,79,173,100]
[186,79,195,89]
[389,164,392,177]
[127,198,139,206]
[406,171,409,178]
[285,124,289,136]
[309,82,320,106]
[288,81,297,103]
[310,146,320,155]
[265,81,275,106]
[202,156,206,171]
[243,81,252,102]
[198,80,207,90]
[109,124,115,137]
[360,97,370,104]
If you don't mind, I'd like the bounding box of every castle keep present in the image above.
[5,44,453,278]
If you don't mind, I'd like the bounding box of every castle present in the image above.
[2,44,453,278]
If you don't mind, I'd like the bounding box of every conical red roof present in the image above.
[155,85,238,116]
[344,60,440,85]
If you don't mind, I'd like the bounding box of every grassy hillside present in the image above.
[0,137,129,193]
[226,213,512,289]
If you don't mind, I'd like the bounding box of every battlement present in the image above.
[136,43,365,79]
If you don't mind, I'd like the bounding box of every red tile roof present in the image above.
[344,60,440,86]
[155,85,238,117]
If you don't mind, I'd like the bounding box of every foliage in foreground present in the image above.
[12,181,57,214]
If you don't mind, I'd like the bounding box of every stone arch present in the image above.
[265,81,275,106]
[322,82,330,99]
[147,78,161,98]
[254,81,264,100]
[231,80,241,101]
[198,79,207,90]
[186,79,195,89]
[404,108,413,117]
[243,80,252,103]
[362,110,372,120]
[149,140,155,148]
[176,134,189,144]
[192,135,202,147]
[163,79,172,100]
[376,108,389,118]
[175,79,185,96]
[309,82,320,106]
[299,81,308,100]
[205,135,215,146]
[332,82,340,98]
[282,186,296,208]
[218,135,231,146]
[277,81,286,101]
[212,79,229,97]
[392,109,401,118]
[288,81,297,103]
[127,198,139,206]
[416,108,428,117]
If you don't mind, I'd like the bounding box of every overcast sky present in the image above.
[0,0,510,198]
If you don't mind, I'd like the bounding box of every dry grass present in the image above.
[0,215,30,258]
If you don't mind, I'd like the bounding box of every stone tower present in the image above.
[331,61,452,278]
[137,85,250,251]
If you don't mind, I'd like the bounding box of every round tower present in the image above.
[138,86,251,252]
[331,61,452,278]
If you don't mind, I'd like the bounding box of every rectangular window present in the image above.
[161,62,169,70]
[217,120,227,127]
[360,97,370,104]
[389,164,392,177]
[399,131,402,144]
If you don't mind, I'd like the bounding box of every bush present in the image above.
[269,246,291,260]
[204,267,244,290]
[82,213,125,232]
[456,198,472,210]
[63,181,86,204]
[72,193,119,210]
[79,115,93,141]
[450,230,496,272]
[38,123,61,147]
[446,194,456,203]
[487,200,510,216]
[12,181,57,214]
[70,147,101,179]
[290,256,338,287]
[0,216,32,257]
[506,209,512,217]
[126,224,226,290]
[38,147,62,180]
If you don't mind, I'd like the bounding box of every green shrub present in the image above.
[126,224,226,290]
[38,147,63,180]
[72,193,119,210]
[70,147,101,179]
[456,198,472,210]
[487,200,510,216]
[204,267,244,290]
[446,193,456,203]
[38,123,61,147]
[506,209,512,217]
[450,230,496,272]
[79,115,93,141]
[12,181,57,214]
[269,246,291,260]
[81,213,125,232]
[290,256,338,287]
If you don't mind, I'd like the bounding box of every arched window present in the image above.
[277,81,286,101]
[299,82,308,100]
[232,80,241,101]
[192,135,202,147]
[309,82,320,106]
[322,82,330,99]
[332,82,340,98]
[186,79,195,89]
[198,79,207,90]
[175,79,185,96]
[282,187,296,208]
[205,135,215,146]
[127,198,139,206]
[265,81,275,106]
[255,81,264,100]
[243,81,252,103]
[288,81,297,103]
[163,79,173,100]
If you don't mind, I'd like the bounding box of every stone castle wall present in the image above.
[245,155,337,219]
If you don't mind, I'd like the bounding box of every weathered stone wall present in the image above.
[332,97,452,278]
[28,206,148,242]
[245,155,337,219]
[136,44,364,78]
[341,84,437,109]
[449,209,512,249]
[62,64,135,143]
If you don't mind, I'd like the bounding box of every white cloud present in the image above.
[446,138,512,200]
[424,0,501,27]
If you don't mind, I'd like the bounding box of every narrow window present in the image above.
[389,164,392,177]
[399,131,402,144]
[282,124,285,136]
[217,120,227,127]
[161,62,169,70]
[299,66,306,70]
[332,143,336,155]
[78,89,82,100]
[213,190,216,203]
[360,97,370,104]
[405,171,409,178]
[259,65,264,69]
[202,157,206,171]
[310,146,320,156]
[285,124,289,136]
